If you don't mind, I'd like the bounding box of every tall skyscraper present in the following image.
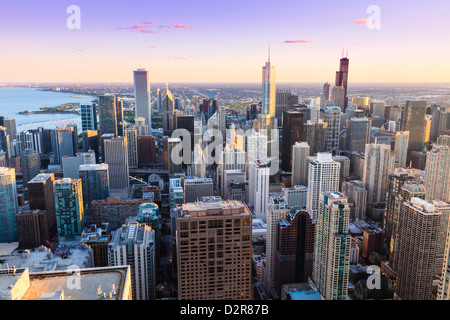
[125,127,138,169]
[54,178,84,240]
[0,127,11,166]
[395,198,450,300]
[162,84,175,134]
[363,143,392,205]
[115,97,124,137]
[249,161,270,221]
[425,145,450,203]
[20,149,40,184]
[133,68,151,131]
[81,104,98,131]
[335,53,349,111]
[262,46,276,116]
[281,109,307,172]
[103,137,129,189]
[27,173,57,240]
[306,153,340,220]
[3,117,17,138]
[276,208,315,294]
[82,130,99,163]
[137,135,157,166]
[303,120,327,156]
[394,131,410,168]
[0,167,18,243]
[56,125,77,163]
[109,219,155,300]
[313,192,351,300]
[345,117,371,154]
[291,142,310,187]
[401,100,427,163]
[163,137,183,175]
[175,197,253,300]
[79,163,110,205]
[98,94,117,136]
[323,106,341,154]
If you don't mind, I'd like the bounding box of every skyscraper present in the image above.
[175,197,253,300]
[27,173,57,240]
[335,53,349,111]
[109,219,155,300]
[183,177,214,203]
[249,161,270,221]
[133,68,151,131]
[81,104,98,131]
[103,137,129,189]
[323,106,341,154]
[115,97,124,137]
[395,198,450,300]
[162,84,175,134]
[54,178,84,240]
[306,153,340,220]
[281,109,307,172]
[62,151,96,179]
[0,167,18,243]
[20,149,40,184]
[98,94,117,136]
[313,192,351,300]
[125,127,138,169]
[79,163,110,205]
[262,46,276,116]
[345,117,371,154]
[363,143,392,205]
[291,142,310,187]
[425,145,450,203]
[401,100,427,163]
[394,131,410,168]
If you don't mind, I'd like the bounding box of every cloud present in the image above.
[159,25,171,29]
[142,21,157,25]
[75,49,84,53]
[129,24,146,30]
[354,42,363,45]
[353,18,369,26]
[140,29,159,34]
[149,46,157,49]
[282,38,313,44]
[174,56,188,60]
[172,23,191,29]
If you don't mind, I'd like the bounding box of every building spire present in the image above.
[268,43,271,63]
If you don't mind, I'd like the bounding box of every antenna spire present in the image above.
[268,43,271,63]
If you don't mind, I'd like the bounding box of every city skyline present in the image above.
[1,0,450,83]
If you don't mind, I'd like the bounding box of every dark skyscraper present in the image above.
[335,52,349,111]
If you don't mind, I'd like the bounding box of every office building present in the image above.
[125,127,138,169]
[82,130,99,162]
[137,135,157,166]
[183,177,214,203]
[81,224,110,267]
[62,151,96,179]
[20,149,40,184]
[103,137,129,189]
[133,69,151,131]
[323,106,341,153]
[249,161,270,221]
[0,167,18,243]
[342,180,367,220]
[395,131,410,168]
[401,100,427,162]
[162,84,175,134]
[91,198,146,230]
[291,142,310,187]
[79,163,110,205]
[303,120,327,155]
[163,137,183,175]
[281,185,308,208]
[363,143,392,205]
[81,104,98,131]
[175,197,253,300]
[345,118,371,154]
[262,49,276,116]
[98,94,117,136]
[335,54,350,111]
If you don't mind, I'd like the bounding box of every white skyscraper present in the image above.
[291,142,310,187]
[307,98,321,123]
[363,143,392,205]
[306,153,340,220]
[133,69,151,132]
[249,161,270,221]
[262,46,276,116]
[395,131,410,168]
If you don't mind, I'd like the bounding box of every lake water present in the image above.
[0,87,97,133]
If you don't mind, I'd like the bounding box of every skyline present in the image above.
[1,0,450,83]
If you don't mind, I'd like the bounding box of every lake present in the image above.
[0,87,97,134]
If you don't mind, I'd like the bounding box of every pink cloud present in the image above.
[149,46,157,49]
[353,18,369,26]
[174,56,188,60]
[75,49,84,53]
[282,38,313,44]
[143,21,157,25]
[354,42,363,45]
[140,29,159,34]
[172,23,191,29]
[130,24,146,30]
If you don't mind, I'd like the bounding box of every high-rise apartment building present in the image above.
[363,143,392,205]
[249,161,270,221]
[313,192,351,300]
[395,131,410,168]
[109,219,155,300]
[20,148,40,184]
[306,153,340,220]
[125,127,138,169]
[425,145,450,203]
[54,178,84,240]
[175,197,253,300]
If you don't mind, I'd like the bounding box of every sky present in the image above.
[0,0,449,83]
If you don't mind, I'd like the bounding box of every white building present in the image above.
[62,151,96,179]
[363,143,392,205]
[291,142,310,187]
[133,69,151,132]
